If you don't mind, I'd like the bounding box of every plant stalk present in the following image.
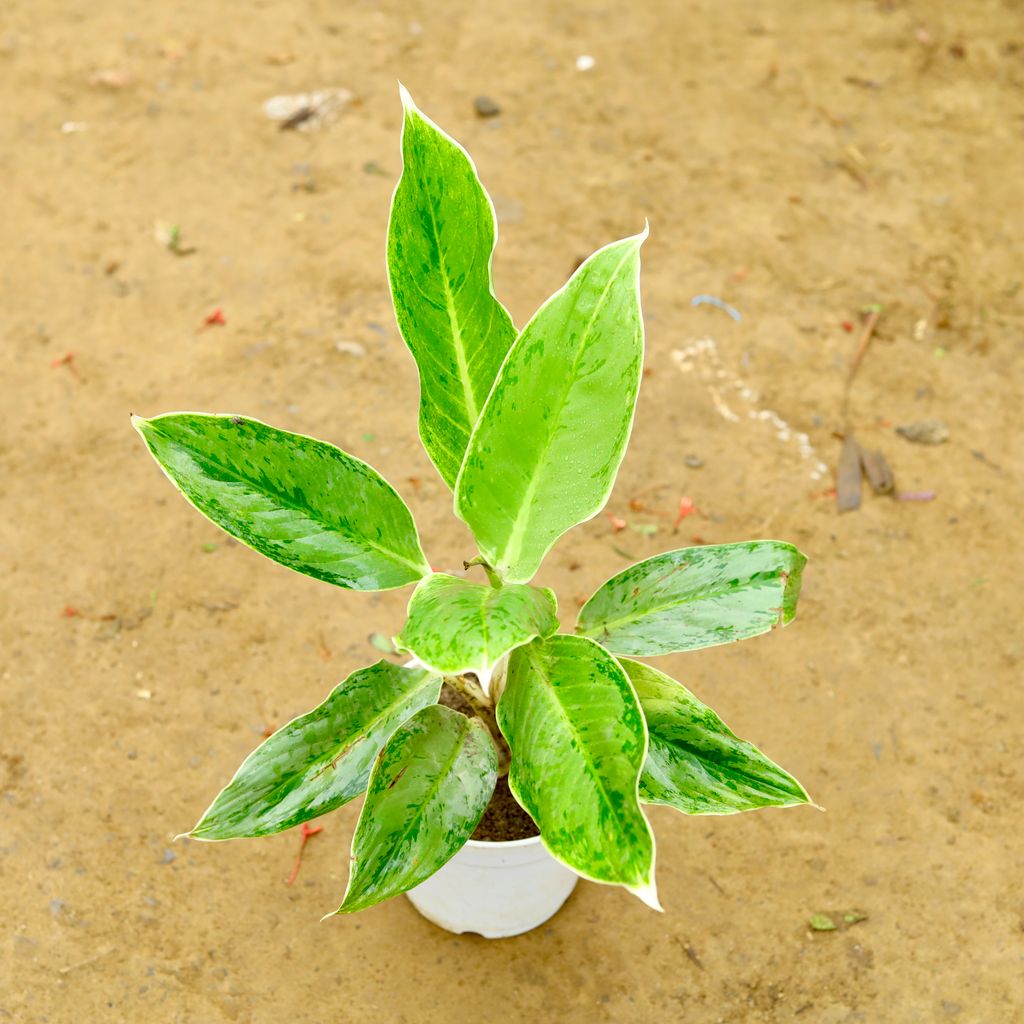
[463,557,503,589]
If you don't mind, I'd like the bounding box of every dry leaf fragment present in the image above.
[836,434,863,511]
[860,448,894,494]
[896,420,949,445]
[88,67,134,89]
[263,89,354,132]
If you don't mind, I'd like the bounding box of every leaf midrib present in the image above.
[476,586,547,664]
[416,152,481,429]
[525,644,642,848]
[633,671,807,807]
[197,672,440,835]
[583,569,781,638]
[404,580,550,675]
[302,674,440,786]
[645,730,805,805]
[478,586,497,663]
[498,243,638,576]
[351,715,482,906]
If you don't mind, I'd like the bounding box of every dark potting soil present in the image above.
[437,683,540,842]
[437,682,475,717]
[471,775,540,842]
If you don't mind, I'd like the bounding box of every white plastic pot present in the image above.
[405,834,578,939]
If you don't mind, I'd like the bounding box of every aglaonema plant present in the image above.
[133,85,811,917]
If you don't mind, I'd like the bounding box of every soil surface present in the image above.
[471,776,541,843]
[438,683,537,841]
[2,1,1023,1022]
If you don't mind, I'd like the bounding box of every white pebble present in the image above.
[335,341,366,357]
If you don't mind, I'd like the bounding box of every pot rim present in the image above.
[465,832,543,849]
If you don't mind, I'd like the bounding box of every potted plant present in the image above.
[133,86,811,939]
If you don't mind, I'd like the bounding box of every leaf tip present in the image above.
[332,890,368,917]
[397,81,416,113]
[630,879,663,912]
[183,817,223,841]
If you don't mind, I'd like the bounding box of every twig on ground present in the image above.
[836,434,863,512]
[842,306,881,422]
[59,945,114,975]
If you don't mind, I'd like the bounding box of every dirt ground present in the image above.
[2,0,1023,1020]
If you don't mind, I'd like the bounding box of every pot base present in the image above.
[405,835,578,938]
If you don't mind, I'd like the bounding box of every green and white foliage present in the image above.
[133,414,430,591]
[188,662,442,840]
[334,705,498,914]
[454,229,647,583]
[497,635,659,907]
[620,659,811,815]
[134,87,811,920]
[388,86,517,491]
[577,541,806,656]
[395,573,558,681]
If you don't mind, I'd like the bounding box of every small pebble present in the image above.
[335,341,366,357]
[160,849,176,864]
[492,195,524,224]
[684,454,704,469]
[576,54,596,71]
[473,95,501,118]
[896,419,949,445]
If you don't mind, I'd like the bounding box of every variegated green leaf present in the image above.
[455,228,647,584]
[133,413,430,591]
[394,573,558,681]
[334,704,497,914]
[497,635,658,907]
[621,658,811,815]
[388,86,517,490]
[577,541,807,656]
[190,662,442,840]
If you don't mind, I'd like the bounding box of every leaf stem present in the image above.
[463,556,503,589]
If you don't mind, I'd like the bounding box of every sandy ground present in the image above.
[2,1,1023,1021]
